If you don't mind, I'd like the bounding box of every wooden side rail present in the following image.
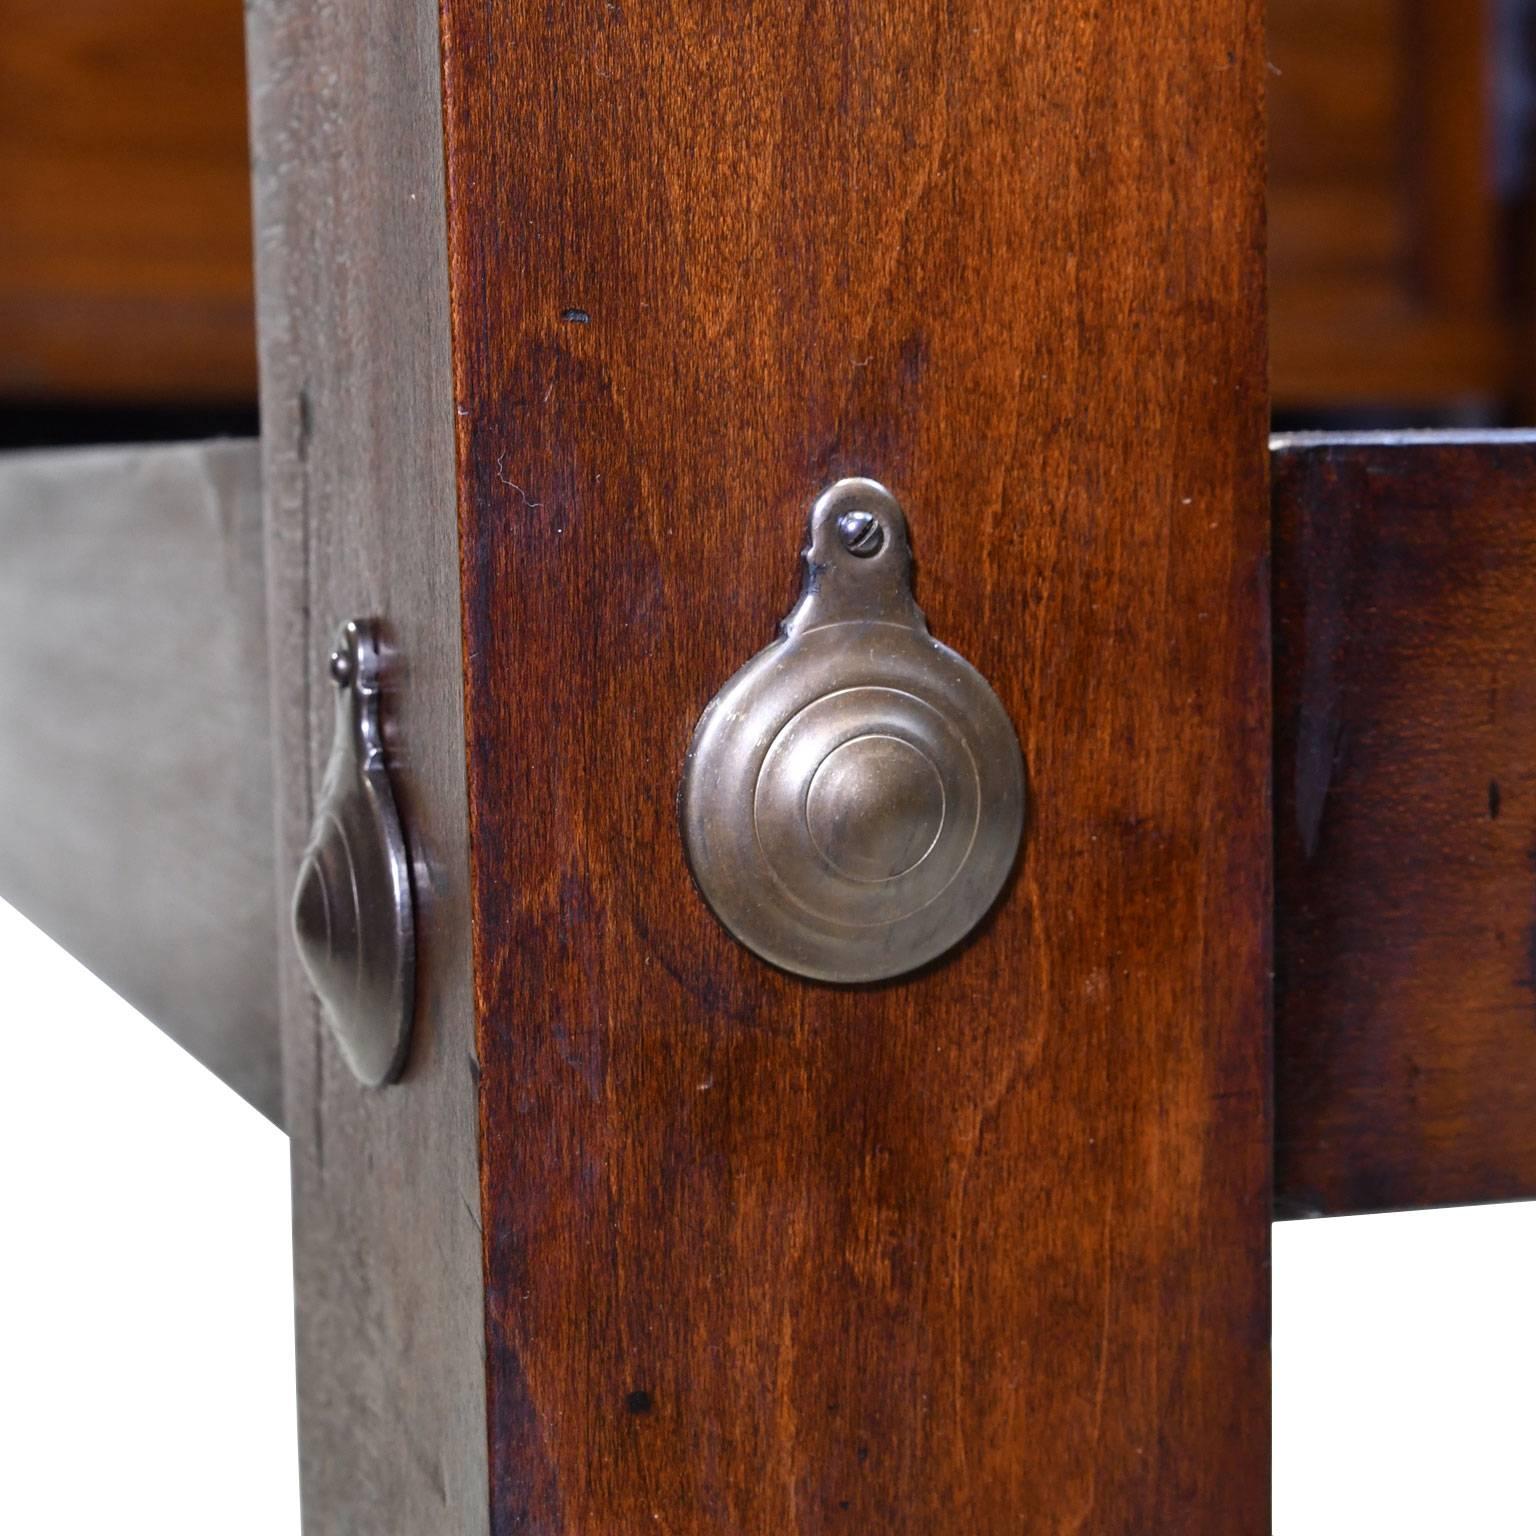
[0,441,281,1123]
[1274,431,1536,1217]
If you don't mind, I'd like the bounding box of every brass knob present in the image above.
[681,479,1024,983]
[292,620,415,1086]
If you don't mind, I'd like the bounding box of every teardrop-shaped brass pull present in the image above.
[292,619,415,1086]
[681,479,1025,983]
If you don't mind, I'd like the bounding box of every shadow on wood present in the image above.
[0,440,280,1122]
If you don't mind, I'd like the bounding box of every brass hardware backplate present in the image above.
[292,619,415,1085]
[681,478,1024,983]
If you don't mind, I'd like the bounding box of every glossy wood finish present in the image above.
[0,440,279,1120]
[440,1,1271,1528]
[246,1,488,1530]
[1274,432,1536,1217]
[0,0,256,401]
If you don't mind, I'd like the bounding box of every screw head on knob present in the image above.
[681,479,1025,983]
[836,508,885,558]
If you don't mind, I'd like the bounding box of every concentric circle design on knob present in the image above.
[805,735,944,882]
[681,479,1025,983]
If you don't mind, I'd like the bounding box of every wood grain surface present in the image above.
[1274,431,1536,1217]
[246,2,488,1531]
[440,2,1272,1529]
[0,0,256,401]
[0,440,279,1120]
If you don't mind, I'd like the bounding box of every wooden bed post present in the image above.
[251,0,1271,1528]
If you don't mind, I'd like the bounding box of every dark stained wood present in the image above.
[245,1,488,1530]
[0,440,280,1121]
[1274,431,1536,1217]
[440,1,1271,1529]
[0,0,256,402]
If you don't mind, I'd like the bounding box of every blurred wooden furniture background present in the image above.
[1269,0,1513,415]
[0,0,256,404]
[0,0,1524,421]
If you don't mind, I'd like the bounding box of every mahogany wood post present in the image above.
[440,0,1272,1530]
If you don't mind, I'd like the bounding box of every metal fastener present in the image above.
[836,507,885,557]
[681,478,1025,983]
[292,619,416,1086]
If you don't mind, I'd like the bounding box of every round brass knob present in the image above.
[805,735,944,881]
[681,479,1024,983]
